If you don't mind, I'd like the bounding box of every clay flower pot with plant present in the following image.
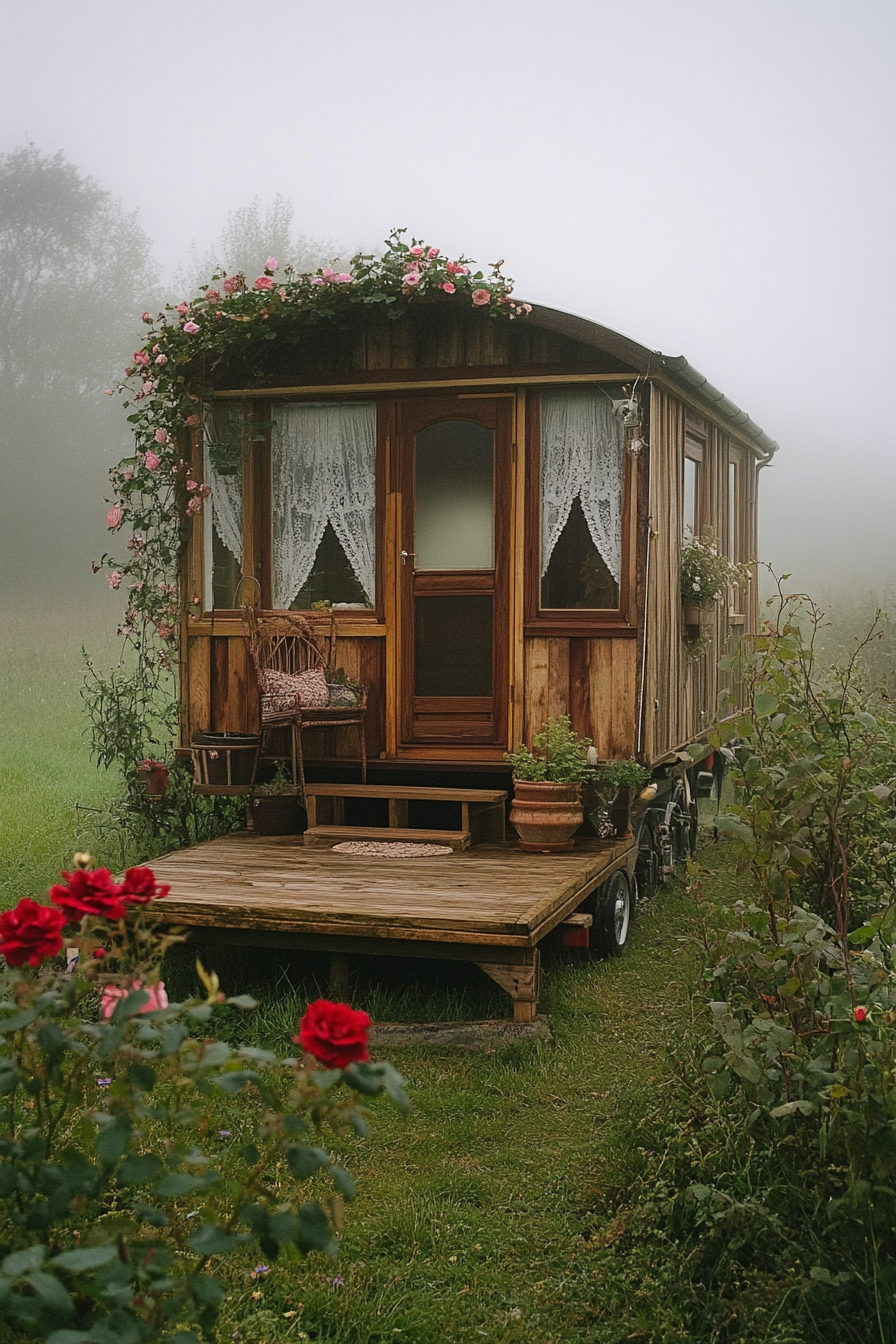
[137,757,169,796]
[505,716,597,853]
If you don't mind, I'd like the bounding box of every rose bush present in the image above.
[0,860,407,1344]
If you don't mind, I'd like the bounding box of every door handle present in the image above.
[400,550,416,566]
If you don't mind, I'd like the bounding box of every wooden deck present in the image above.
[152,832,635,1020]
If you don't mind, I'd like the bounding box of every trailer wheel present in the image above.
[592,871,632,958]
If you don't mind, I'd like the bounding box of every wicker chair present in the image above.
[241,606,367,788]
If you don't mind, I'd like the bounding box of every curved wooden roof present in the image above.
[528,304,779,459]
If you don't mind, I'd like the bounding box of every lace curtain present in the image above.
[203,405,243,564]
[272,402,376,609]
[541,390,624,584]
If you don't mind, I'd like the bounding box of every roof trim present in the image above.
[527,304,779,460]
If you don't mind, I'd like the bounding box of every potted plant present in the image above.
[586,758,652,839]
[136,757,169,796]
[250,764,306,836]
[681,529,751,629]
[505,716,597,852]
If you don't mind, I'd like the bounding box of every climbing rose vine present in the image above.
[87,230,531,788]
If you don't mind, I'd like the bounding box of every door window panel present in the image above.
[415,421,494,570]
[414,595,493,696]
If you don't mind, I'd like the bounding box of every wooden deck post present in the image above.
[476,952,540,1023]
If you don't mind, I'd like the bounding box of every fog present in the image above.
[1,0,894,610]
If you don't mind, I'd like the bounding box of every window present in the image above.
[683,435,703,541]
[539,390,624,611]
[271,402,376,610]
[203,403,244,609]
[727,456,739,560]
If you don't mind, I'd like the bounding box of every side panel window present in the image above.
[683,435,704,541]
[271,402,376,610]
[203,403,244,610]
[540,391,624,610]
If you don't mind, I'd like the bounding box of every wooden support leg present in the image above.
[388,798,409,828]
[329,954,351,1000]
[476,952,540,1022]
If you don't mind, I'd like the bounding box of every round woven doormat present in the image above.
[331,841,453,858]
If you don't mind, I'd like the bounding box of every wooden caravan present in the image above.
[180,302,776,777]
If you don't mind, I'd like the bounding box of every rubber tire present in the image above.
[592,871,633,958]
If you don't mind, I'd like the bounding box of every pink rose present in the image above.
[106,505,122,529]
[142,381,154,393]
[185,413,200,427]
[322,267,336,281]
[108,571,122,590]
[205,287,219,300]
[186,480,198,491]
[158,621,174,639]
[134,350,150,366]
[427,247,440,259]
[144,450,160,472]
[176,302,189,315]
[410,246,424,257]
[446,261,459,275]
[441,281,456,294]
[310,276,325,285]
[472,289,491,306]
[101,979,169,1019]
[142,312,152,323]
[265,256,278,272]
[254,276,274,290]
[855,1006,868,1022]
[186,498,201,515]
[183,321,200,334]
[122,470,133,481]
[154,428,168,444]
[223,276,238,295]
[336,273,352,283]
[455,265,469,276]
[154,353,167,365]
[404,271,421,287]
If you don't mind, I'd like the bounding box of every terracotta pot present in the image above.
[509,780,583,853]
[139,766,169,796]
[610,786,636,838]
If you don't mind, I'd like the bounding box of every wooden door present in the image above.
[397,396,511,750]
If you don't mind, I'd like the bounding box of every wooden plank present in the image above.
[587,638,614,757]
[212,373,642,398]
[186,636,211,741]
[303,784,507,803]
[568,638,592,742]
[524,637,550,744]
[546,638,570,722]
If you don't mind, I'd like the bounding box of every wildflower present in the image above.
[331,1277,344,1289]
[205,287,220,300]
[218,1130,231,1137]
[251,1265,270,1279]
[96,1077,112,1088]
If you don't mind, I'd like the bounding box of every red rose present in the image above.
[0,899,66,968]
[119,866,170,905]
[49,869,127,921]
[294,999,371,1069]
[854,1006,868,1022]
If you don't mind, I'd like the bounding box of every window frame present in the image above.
[197,393,386,624]
[524,390,637,636]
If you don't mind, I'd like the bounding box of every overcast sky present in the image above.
[3,0,895,594]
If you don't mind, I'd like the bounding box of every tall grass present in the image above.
[0,605,122,909]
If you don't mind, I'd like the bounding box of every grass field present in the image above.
[0,606,125,910]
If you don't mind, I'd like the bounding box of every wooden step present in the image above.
[303,783,506,803]
[303,825,471,852]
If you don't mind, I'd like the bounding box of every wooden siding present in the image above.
[523,637,637,759]
[210,310,634,389]
[182,629,386,762]
[645,386,759,761]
